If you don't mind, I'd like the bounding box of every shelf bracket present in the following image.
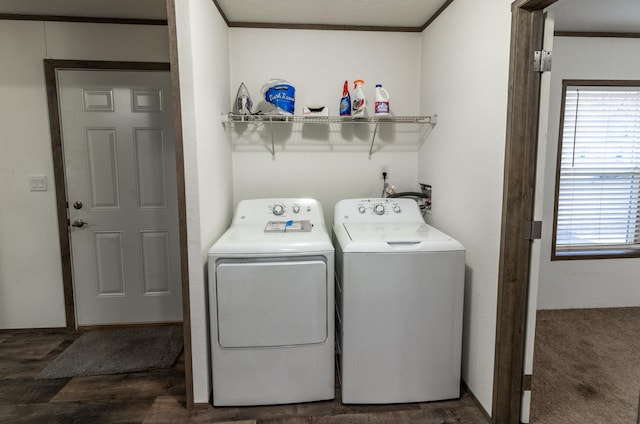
[269,119,275,159]
[368,121,379,159]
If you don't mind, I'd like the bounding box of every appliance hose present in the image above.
[388,192,428,199]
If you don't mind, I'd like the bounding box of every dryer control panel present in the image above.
[233,198,325,225]
[268,201,312,217]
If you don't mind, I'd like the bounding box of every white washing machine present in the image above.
[208,198,334,406]
[333,198,465,404]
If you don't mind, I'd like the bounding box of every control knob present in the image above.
[393,205,401,213]
[272,204,285,216]
[358,206,366,214]
[292,205,300,213]
[373,204,385,215]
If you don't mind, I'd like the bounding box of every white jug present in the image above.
[374,84,390,115]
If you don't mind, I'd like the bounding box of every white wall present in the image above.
[418,0,513,413]
[229,29,422,223]
[537,36,640,310]
[173,0,233,404]
[0,20,169,329]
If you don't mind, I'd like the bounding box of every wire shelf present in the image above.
[222,113,435,125]
[220,113,437,158]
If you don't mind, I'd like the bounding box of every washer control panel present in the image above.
[335,198,423,224]
[354,199,403,216]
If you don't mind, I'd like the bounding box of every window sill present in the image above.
[552,248,640,261]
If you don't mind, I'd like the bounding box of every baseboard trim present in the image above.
[462,380,492,422]
[77,321,182,331]
[193,402,211,410]
[0,327,71,334]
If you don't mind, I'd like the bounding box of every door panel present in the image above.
[140,231,172,294]
[134,129,167,208]
[95,232,126,295]
[86,128,120,208]
[216,259,328,348]
[58,70,182,326]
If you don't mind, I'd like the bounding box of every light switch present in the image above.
[28,175,47,191]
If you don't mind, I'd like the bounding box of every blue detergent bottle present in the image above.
[340,80,351,116]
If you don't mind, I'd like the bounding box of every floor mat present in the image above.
[37,326,183,379]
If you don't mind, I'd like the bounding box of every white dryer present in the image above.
[208,198,334,406]
[333,198,465,404]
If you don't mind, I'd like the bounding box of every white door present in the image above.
[521,11,555,424]
[58,70,182,326]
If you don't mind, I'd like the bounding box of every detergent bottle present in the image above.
[339,80,351,116]
[352,79,367,116]
[374,84,390,115]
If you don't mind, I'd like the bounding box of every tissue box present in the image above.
[303,106,329,116]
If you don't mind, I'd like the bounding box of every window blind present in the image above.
[555,85,640,254]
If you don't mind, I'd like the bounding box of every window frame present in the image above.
[552,79,640,261]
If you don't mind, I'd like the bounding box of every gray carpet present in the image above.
[531,307,640,424]
[37,326,183,379]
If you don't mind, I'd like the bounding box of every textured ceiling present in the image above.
[0,0,168,20]
[0,0,638,33]
[546,0,640,32]
[215,0,448,28]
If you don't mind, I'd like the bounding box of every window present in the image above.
[553,81,640,260]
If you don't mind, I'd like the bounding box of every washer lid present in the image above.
[344,222,449,243]
[340,222,464,252]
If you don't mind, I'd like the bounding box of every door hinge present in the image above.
[524,221,542,240]
[533,50,552,73]
[522,374,532,391]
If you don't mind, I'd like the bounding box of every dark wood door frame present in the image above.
[166,0,194,410]
[45,59,171,329]
[492,1,557,423]
[44,59,193,409]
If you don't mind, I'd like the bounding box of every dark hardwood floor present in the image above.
[0,329,489,423]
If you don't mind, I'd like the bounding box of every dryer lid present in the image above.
[209,224,333,254]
